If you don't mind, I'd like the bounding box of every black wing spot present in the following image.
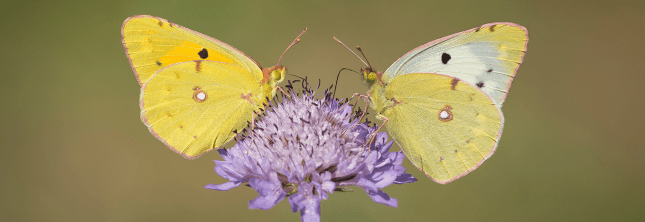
[476,82,484,88]
[156,61,162,66]
[198,48,209,59]
[441,53,451,64]
[487,69,493,73]
[489,25,497,32]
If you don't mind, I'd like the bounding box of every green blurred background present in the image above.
[2,0,644,221]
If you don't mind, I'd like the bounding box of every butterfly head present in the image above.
[272,66,287,84]
[262,65,286,84]
[332,37,385,87]
[361,67,384,87]
[261,65,287,97]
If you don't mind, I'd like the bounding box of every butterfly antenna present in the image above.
[355,46,373,69]
[333,37,369,68]
[276,28,308,66]
[333,68,360,97]
[288,73,305,80]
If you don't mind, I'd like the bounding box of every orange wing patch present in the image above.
[158,41,234,66]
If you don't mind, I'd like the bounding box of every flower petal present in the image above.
[368,166,398,188]
[217,149,232,161]
[248,177,286,210]
[322,181,335,195]
[214,161,244,181]
[204,181,241,191]
[300,198,321,222]
[394,173,418,184]
[367,189,398,207]
[356,177,377,193]
[289,192,321,222]
[249,192,286,210]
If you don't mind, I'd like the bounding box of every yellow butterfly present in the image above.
[122,15,305,159]
[336,23,528,184]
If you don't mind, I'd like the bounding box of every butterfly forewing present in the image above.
[122,15,262,86]
[383,23,528,108]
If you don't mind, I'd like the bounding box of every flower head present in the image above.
[205,80,417,222]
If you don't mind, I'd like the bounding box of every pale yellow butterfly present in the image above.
[335,23,528,183]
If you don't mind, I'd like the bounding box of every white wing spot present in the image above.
[438,105,453,122]
[196,92,206,100]
[440,110,450,119]
[192,86,208,102]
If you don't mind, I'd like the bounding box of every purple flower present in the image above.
[205,80,417,222]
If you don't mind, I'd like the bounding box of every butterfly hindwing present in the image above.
[122,15,262,86]
[383,23,528,108]
[375,73,503,184]
[140,61,263,159]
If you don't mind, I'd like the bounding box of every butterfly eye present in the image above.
[363,71,377,85]
[271,67,287,83]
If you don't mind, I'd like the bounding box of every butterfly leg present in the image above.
[355,94,370,123]
[366,116,388,151]
[346,92,383,151]
[340,92,370,122]
[339,93,360,120]
[276,85,291,99]
[365,97,399,150]
[355,94,371,133]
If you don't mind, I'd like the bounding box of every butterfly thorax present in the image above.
[363,69,392,116]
